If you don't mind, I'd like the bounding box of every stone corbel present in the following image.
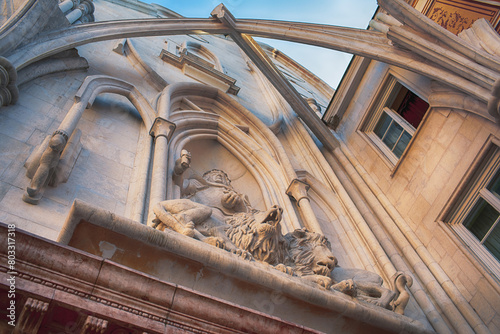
[286,179,310,205]
[149,117,176,141]
[23,129,82,204]
[0,57,19,107]
[13,298,49,334]
[80,315,108,334]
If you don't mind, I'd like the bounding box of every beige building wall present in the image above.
[336,58,500,332]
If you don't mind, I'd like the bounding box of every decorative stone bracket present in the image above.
[81,315,108,334]
[23,129,82,204]
[0,57,19,107]
[13,298,49,334]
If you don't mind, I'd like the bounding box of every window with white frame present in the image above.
[446,142,500,275]
[363,76,429,164]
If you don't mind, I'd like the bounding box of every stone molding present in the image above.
[0,221,327,334]
[160,47,240,95]
[210,4,340,152]
[49,200,432,334]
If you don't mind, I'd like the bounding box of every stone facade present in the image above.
[1,0,500,333]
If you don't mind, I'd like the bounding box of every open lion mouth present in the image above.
[262,205,282,225]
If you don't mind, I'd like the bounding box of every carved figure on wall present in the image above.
[23,131,67,204]
[23,129,82,204]
[153,150,413,313]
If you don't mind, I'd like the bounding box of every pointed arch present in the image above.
[154,82,303,232]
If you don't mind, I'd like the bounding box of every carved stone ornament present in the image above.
[23,129,82,204]
[80,315,108,334]
[14,298,49,334]
[153,151,413,313]
[0,56,19,107]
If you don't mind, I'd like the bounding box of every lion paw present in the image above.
[203,236,225,249]
[302,274,333,289]
[332,279,357,297]
[182,222,195,237]
[232,248,254,260]
[274,264,294,275]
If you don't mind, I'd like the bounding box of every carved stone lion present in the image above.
[153,151,412,313]
[280,229,355,295]
[225,205,286,266]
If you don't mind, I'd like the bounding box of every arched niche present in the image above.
[156,82,302,232]
[182,138,266,211]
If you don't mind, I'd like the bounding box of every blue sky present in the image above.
[146,0,379,88]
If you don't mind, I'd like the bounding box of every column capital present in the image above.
[286,178,310,204]
[149,117,176,141]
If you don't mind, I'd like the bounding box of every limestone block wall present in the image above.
[0,72,142,240]
[336,60,500,332]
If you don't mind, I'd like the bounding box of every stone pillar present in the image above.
[148,117,176,226]
[286,179,323,233]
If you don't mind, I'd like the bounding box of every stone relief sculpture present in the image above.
[153,150,413,313]
[23,129,82,204]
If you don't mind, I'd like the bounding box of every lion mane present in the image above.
[225,206,286,266]
[226,211,336,280]
[283,229,336,277]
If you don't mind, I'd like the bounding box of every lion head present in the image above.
[225,205,285,265]
[284,229,337,278]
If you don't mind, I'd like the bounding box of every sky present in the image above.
[146,0,379,89]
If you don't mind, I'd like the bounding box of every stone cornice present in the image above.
[51,200,433,334]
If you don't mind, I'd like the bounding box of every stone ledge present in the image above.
[51,200,433,334]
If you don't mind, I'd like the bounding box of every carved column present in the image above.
[0,56,19,107]
[58,0,78,14]
[147,117,176,225]
[80,315,108,334]
[66,0,94,24]
[286,179,323,233]
[13,298,49,334]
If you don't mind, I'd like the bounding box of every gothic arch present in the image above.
[152,82,302,231]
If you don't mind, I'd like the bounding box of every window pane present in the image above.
[391,87,429,129]
[464,198,500,242]
[484,223,500,261]
[488,168,500,198]
[382,121,403,151]
[374,112,391,139]
[393,130,412,158]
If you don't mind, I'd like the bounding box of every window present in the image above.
[446,142,500,276]
[363,76,429,164]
